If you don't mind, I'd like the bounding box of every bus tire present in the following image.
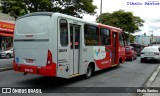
[84,65,93,79]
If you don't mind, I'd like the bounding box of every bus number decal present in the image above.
[59,49,67,52]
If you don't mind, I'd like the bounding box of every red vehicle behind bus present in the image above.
[125,46,137,61]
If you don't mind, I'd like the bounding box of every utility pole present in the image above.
[100,0,102,15]
[150,30,153,44]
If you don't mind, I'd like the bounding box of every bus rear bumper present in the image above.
[13,62,56,76]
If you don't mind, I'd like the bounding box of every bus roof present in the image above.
[17,12,122,31]
[17,12,53,20]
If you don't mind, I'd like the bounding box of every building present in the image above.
[152,36,160,44]
[0,13,15,50]
[135,34,160,46]
[135,35,151,46]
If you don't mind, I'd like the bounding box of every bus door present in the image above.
[57,19,70,78]
[112,32,118,65]
[69,24,80,75]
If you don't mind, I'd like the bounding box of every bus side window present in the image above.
[84,24,98,46]
[100,28,110,45]
[119,33,125,46]
[60,19,68,46]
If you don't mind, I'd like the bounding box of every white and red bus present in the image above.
[13,12,126,78]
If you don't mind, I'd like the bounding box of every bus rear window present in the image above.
[16,16,51,34]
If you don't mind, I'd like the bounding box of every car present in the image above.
[125,46,137,61]
[130,43,143,56]
[140,46,160,63]
[0,47,13,58]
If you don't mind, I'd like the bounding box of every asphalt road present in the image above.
[0,58,13,68]
[0,57,159,96]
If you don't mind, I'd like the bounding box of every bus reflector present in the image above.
[47,50,52,65]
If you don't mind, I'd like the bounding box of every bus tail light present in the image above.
[47,50,52,65]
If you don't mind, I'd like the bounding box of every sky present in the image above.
[83,0,160,36]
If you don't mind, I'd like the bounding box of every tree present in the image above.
[0,0,97,19]
[124,32,135,43]
[96,10,144,44]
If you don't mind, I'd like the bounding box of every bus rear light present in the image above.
[47,50,52,65]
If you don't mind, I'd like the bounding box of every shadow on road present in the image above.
[140,60,160,64]
[16,66,122,92]
[17,66,120,88]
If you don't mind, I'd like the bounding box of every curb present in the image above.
[0,67,13,72]
[145,64,160,87]
[135,64,160,96]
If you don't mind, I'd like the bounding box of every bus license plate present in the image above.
[26,59,34,63]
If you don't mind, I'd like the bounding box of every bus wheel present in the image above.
[84,65,93,79]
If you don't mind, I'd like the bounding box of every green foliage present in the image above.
[124,32,135,43]
[130,35,135,43]
[96,10,144,43]
[0,0,27,19]
[96,10,144,33]
[0,0,97,19]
